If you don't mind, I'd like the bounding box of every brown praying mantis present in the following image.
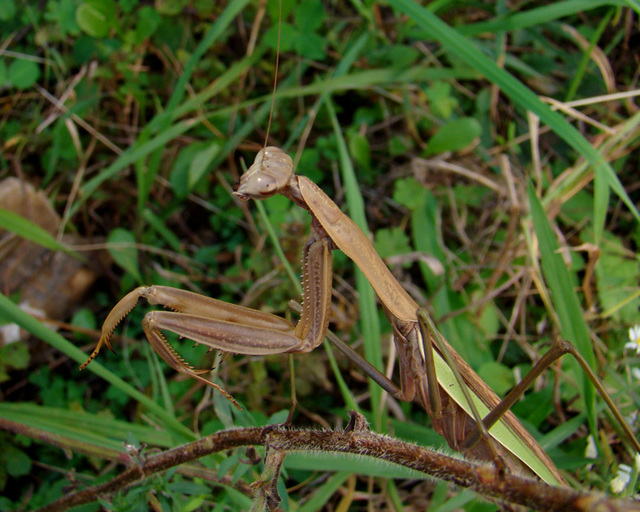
[78,0,639,492]
[80,145,640,489]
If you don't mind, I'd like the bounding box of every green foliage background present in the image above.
[1,0,640,510]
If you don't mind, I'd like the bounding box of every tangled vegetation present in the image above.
[1,1,639,510]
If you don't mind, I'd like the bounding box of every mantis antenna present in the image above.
[263,0,282,149]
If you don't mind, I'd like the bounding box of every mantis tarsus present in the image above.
[81,145,640,488]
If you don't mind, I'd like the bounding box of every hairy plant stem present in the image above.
[28,412,639,512]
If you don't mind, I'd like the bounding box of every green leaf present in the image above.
[188,142,220,191]
[425,117,481,156]
[107,228,142,283]
[374,227,412,260]
[0,60,7,87]
[76,0,116,38]
[424,82,458,119]
[294,32,326,60]
[7,60,40,89]
[71,308,97,343]
[478,361,514,397]
[4,445,31,478]
[46,0,80,36]
[594,232,640,324]
[156,0,187,16]
[0,343,30,371]
[385,44,420,69]
[388,135,412,156]
[266,0,295,21]
[263,22,298,52]
[527,183,596,433]
[135,5,161,42]
[170,142,219,198]
[294,0,325,33]
[0,0,16,21]
[393,177,427,210]
[348,132,371,173]
[286,452,428,480]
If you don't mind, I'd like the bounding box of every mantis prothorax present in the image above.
[80,145,640,487]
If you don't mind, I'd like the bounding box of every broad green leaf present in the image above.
[5,445,31,477]
[263,22,298,52]
[388,135,412,156]
[385,44,421,69]
[374,227,412,260]
[188,142,219,191]
[348,132,371,173]
[0,59,7,86]
[425,117,481,156]
[46,0,80,36]
[156,0,187,16]
[295,32,326,60]
[107,228,142,283]
[7,60,40,89]
[594,232,640,324]
[0,0,16,21]
[478,361,515,397]
[294,0,325,33]
[393,177,428,210]
[424,82,458,119]
[76,0,115,38]
[70,307,97,343]
[0,342,30,371]
[134,5,161,41]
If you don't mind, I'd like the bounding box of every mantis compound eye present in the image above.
[252,174,278,197]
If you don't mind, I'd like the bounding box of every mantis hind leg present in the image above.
[461,338,640,456]
[416,307,640,462]
[415,309,508,471]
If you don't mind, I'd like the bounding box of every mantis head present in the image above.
[233,146,293,200]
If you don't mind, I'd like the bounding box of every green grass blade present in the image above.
[285,452,428,480]
[527,183,596,436]
[459,0,625,37]
[389,0,640,243]
[323,340,359,412]
[0,207,82,258]
[255,200,302,296]
[325,98,384,426]
[0,402,173,451]
[78,119,196,214]
[164,0,252,113]
[294,471,351,512]
[0,293,195,440]
[135,0,253,211]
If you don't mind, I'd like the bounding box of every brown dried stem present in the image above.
[31,411,638,512]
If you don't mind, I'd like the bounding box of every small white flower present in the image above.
[610,464,632,494]
[626,325,640,354]
[585,435,598,459]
